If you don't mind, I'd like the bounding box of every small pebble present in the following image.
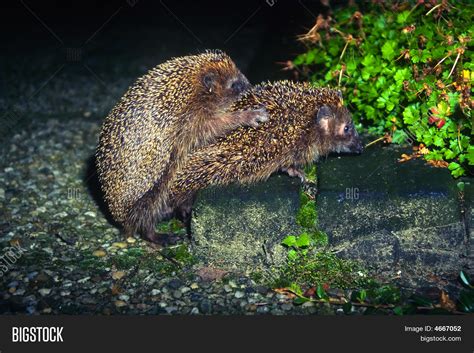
[234,291,245,299]
[111,242,127,249]
[118,294,129,302]
[38,288,51,296]
[92,250,106,257]
[112,271,126,280]
[114,300,127,308]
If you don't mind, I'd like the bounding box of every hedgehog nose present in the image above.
[231,80,248,94]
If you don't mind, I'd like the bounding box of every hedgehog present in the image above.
[168,80,364,231]
[96,50,267,244]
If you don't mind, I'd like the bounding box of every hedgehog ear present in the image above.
[316,105,332,122]
[316,105,331,133]
[202,73,216,92]
[336,90,343,99]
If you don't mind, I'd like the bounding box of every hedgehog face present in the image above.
[199,64,251,108]
[315,104,363,155]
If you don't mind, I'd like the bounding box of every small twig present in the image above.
[337,66,344,87]
[339,38,351,61]
[365,136,386,148]
[433,53,451,69]
[425,3,442,16]
[447,51,461,79]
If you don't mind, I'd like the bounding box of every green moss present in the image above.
[162,244,197,266]
[275,250,369,289]
[296,199,317,228]
[304,164,317,183]
[155,218,186,235]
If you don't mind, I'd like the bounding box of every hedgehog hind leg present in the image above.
[175,193,196,240]
[143,228,182,246]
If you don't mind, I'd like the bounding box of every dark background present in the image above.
[0,0,334,121]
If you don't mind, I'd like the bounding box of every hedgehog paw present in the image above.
[248,108,269,128]
[282,166,306,183]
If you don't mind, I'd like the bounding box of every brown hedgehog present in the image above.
[96,50,267,244]
[169,80,363,231]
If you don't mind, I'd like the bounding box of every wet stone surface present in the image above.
[317,145,471,294]
[192,143,472,295]
[191,176,301,273]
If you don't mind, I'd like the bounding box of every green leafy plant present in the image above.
[276,188,369,300]
[293,1,473,177]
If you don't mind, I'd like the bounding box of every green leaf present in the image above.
[282,235,297,247]
[289,283,303,296]
[381,40,397,61]
[393,306,403,315]
[467,146,474,165]
[304,164,317,183]
[448,162,461,171]
[361,54,375,67]
[392,129,408,144]
[287,249,298,261]
[296,232,311,248]
[433,135,444,147]
[293,55,305,66]
[394,68,410,84]
[358,289,367,302]
[293,296,310,305]
[397,10,410,24]
[402,106,420,124]
[316,284,328,300]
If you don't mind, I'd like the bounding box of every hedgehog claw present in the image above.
[282,166,306,183]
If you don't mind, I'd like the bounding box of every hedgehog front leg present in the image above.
[206,109,269,139]
[281,166,306,182]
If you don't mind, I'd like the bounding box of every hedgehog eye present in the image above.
[344,125,350,133]
[202,74,215,91]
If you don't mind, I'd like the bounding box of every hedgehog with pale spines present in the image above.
[96,50,267,244]
[169,80,364,224]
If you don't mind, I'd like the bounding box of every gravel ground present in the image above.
[0,118,364,315]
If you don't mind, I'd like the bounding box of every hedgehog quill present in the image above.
[96,50,267,244]
[169,81,364,233]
